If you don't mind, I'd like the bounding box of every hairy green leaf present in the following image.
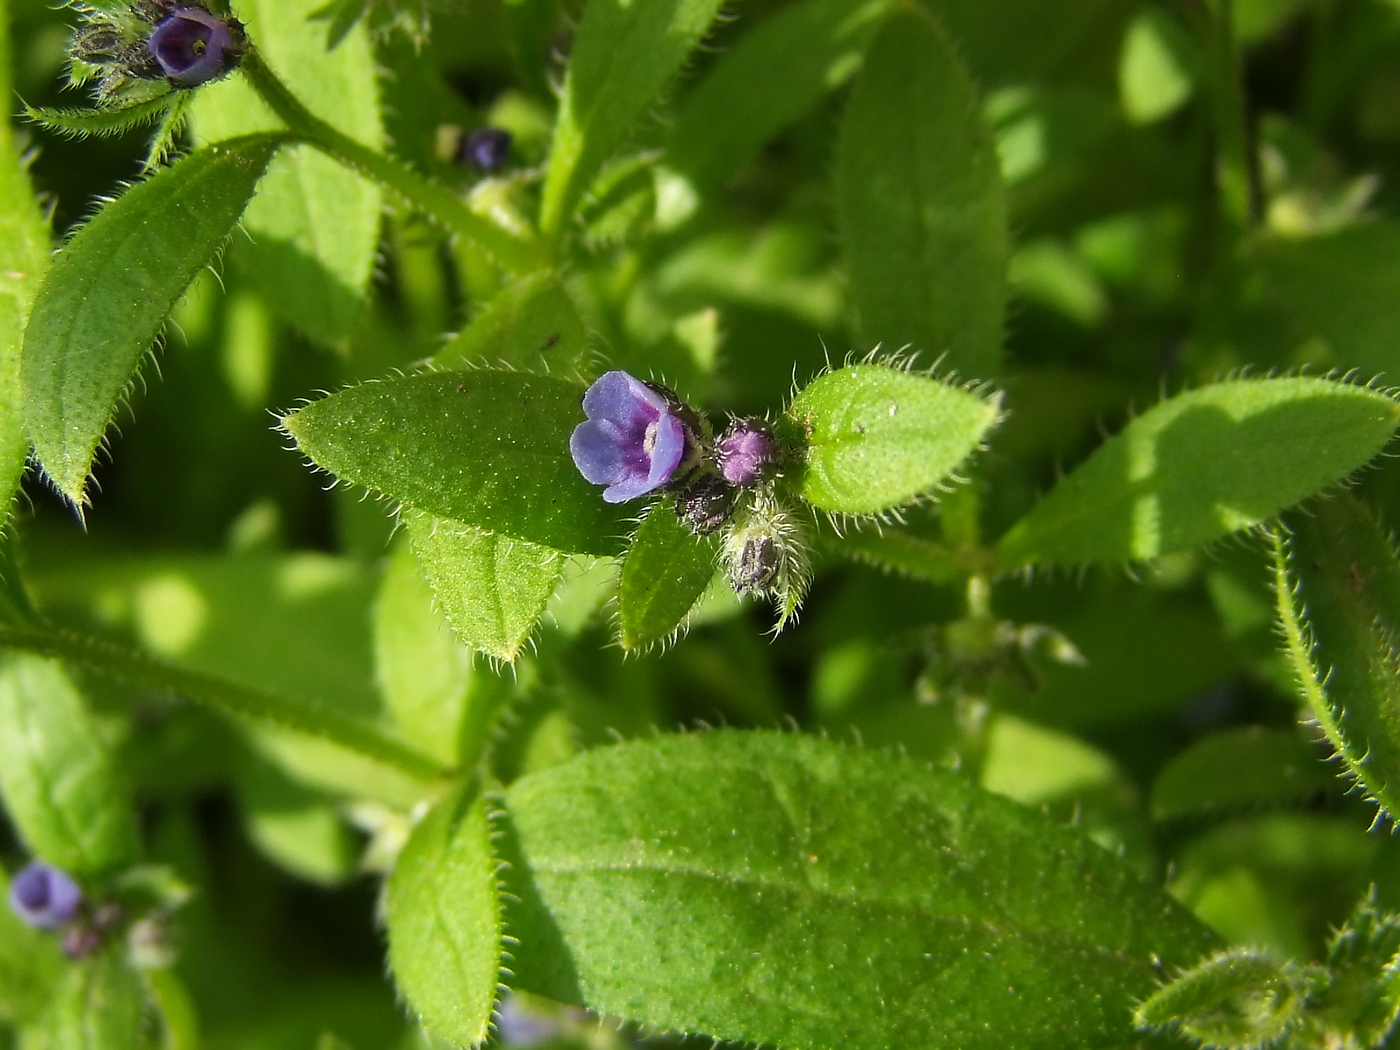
[1150,726,1331,821]
[434,272,590,371]
[23,134,283,504]
[618,502,716,651]
[0,868,64,1025]
[1134,948,1317,1049]
[281,370,630,555]
[375,542,477,766]
[25,95,177,139]
[0,109,48,516]
[540,0,727,237]
[665,0,895,193]
[998,377,1400,566]
[489,731,1213,1050]
[386,782,501,1049]
[193,0,383,347]
[0,654,139,874]
[1271,493,1400,820]
[836,5,1008,379]
[786,363,1001,515]
[402,508,564,663]
[20,951,146,1050]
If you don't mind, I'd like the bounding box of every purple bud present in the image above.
[716,420,778,487]
[147,8,243,87]
[63,924,104,959]
[8,862,83,930]
[571,371,692,503]
[460,127,513,173]
[496,994,559,1046]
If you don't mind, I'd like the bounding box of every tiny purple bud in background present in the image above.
[460,127,513,173]
[147,8,240,86]
[717,419,778,487]
[8,862,83,930]
[571,371,688,503]
[496,994,559,1046]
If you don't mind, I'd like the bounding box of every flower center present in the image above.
[643,420,660,456]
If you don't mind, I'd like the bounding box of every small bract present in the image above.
[147,7,243,87]
[571,371,688,503]
[8,861,83,930]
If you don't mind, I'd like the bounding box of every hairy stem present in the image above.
[240,51,544,275]
[0,621,448,783]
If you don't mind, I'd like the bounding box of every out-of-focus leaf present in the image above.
[433,271,590,371]
[0,867,64,1025]
[0,653,139,874]
[22,135,283,504]
[0,10,49,515]
[617,503,716,652]
[385,783,501,1048]
[1272,493,1400,820]
[1118,8,1198,125]
[786,363,1002,516]
[192,0,383,346]
[922,0,1121,88]
[539,0,727,237]
[402,508,564,663]
[281,370,630,556]
[20,951,145,1050]
[998,377,1400,566]
[237,752,357,886]
[836,5,1008,379]
[1151,727,1332,820]
[486,731,1213,1050]
[374,542,476,766]
[665,0,895,192]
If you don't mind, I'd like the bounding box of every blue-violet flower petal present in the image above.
[9,862,83,930]
[571,371,687,503]
[147,8,235,86]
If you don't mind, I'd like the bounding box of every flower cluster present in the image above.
[570,371,808,621]
[67,1,246,98]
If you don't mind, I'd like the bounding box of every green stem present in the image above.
[144,967,201,1050]
[0,621,448,783]
[1202,0,1259,228]
[240,51,544,275]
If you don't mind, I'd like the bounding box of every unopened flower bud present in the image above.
[721,495,812,631]
[460,127,513,173]
[8,862,83,931]
[675,475,739,535]
[63,923,104,959]
[716,419,778,487]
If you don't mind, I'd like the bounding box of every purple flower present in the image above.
[717,420,778,487]
[571,371,688,503]
[8,862,83,930]
[147,8,241,86]
[460,127,513,173]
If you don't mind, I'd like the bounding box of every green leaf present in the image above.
[237,752,357,886]
[1315,891,1400,1047]
[0,123,48,518]
[490,731,1214,1050]
[1271,493,1400,821]
[835,5,1008,379]
[385,782,502,1049]
[20,951,146,1050]
[1134,948,1317,1049]
[786,362,1002,516]
[22,134,284,504]
[0,868,64,1025]
[0,653,139,874]
[617,502,716,652]
[998,377,1400,567]
[374,542,477,766]
[664,0,896,193]
[192,0,383,347]
[1150,727,1332,821]
[1118,8,1198,125]
[433,272,590,372]
[281,369,630,556]
[402,508,564,663]
[539,0,727,237]
[25,95,178,140]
